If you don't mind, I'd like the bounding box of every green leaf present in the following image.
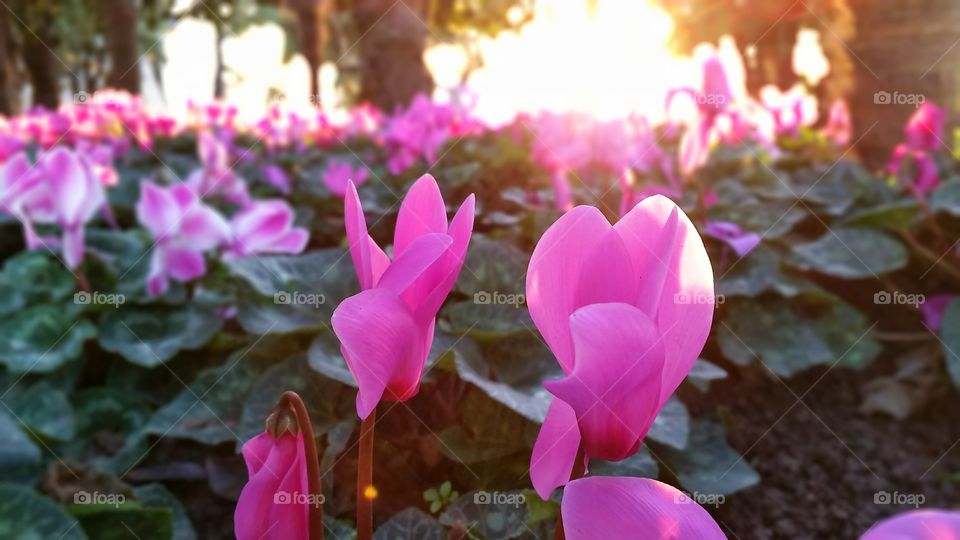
[132,484,197,540]
[661,420,759,496]
[717,247,816,299]
[226,249,357,333]
[6,382,75,440]
[306,334,356,387]
[791,228,907,279]
[0,409,41,473]
[687,359,728,392]
[436,390,535,464]
[940,299,960,389]
[240,355,354,443]
[931,179,960,216]
[717,298,833,377]
[454,338,556,424]
[97,304,221,367]
[590,445,658,478]
[0,251,74,316]
[0,305,95,373]
[455,235,528,296]
[442,301,534,338]
[439,490,530,539]
[840,200,920,230]
[0,484,86,539]
[374,507,444,540]
[71,503,173,540]
[144,360,257,445]
[646,396,690,450]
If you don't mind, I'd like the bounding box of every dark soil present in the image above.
[694,360,960,540]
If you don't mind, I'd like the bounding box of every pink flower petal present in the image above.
[234,433,309,540]
[344,181,380,290]
[561,476,726,540]
[410,194,475,322]
[61,226,85,269]
[526,205,612,373]
[393,175,448,257]
[615,195,714,408]
[862,510,960,540]
[136,182,179,238]
[331,288,427,419]
[164,246,207,282]
[545,303,664,461]
[530,398,581,500]
[377,233,452,297]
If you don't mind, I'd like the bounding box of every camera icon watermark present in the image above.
[74,291,125,308]
[274,291,326,309]
[874,490,925,508]
[274,490,325,507]
[674,491,725,508]
[873,291,925,307]
[874,90,926,108]
[673,292,724,306]
[473,291,526,308]
[473,491,526,508]
[73,490,126,508]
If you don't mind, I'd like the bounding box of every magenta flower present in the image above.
[861,510,960,540]
[323,160,369,197]
[526,196,714,498]
[42,148,107,267]
[234,432,310,540]
[226,199,309,258]
[136,181,230,296]
[561,476,725,539]
[186,131,249,204]
[704,221,761,257]
[904,103,945,152]
[262,164,291,195]
[332,174,474,419]
[759,84,818,137]
[921,294,955,332]
[823,100,852,146]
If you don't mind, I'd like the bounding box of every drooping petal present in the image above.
[44,148,101,227]
[526,205,612,373]
[561,476,726,540]
[545,303,665,461]
[530,398,581,500]
[331,288,427,419]
[615,195,714,408]
[271,229,309,254]
[241,432,275,478]
[164,246,207,282]
[393,174,448,257]
[61,226,85,269]
[146,249,169,297]
[861,510,960,540]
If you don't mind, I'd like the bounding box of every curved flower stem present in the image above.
[357,406,377,540]
[281,391,324,540]
[551,446,587,540]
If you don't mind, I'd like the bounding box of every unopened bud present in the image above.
[264,402,299,438]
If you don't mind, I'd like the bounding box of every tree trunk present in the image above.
[284,0,330,104]
[98,0,141,93]
[0,7,20,115]
[353,0,433,112]
[21,15,60,109]
[213,22,225,99]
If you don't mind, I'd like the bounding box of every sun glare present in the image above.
[428,0,691,125]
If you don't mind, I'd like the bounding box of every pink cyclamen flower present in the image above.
[234,432,309,540]
[905,102,945,152]
[29,148,106,268]
[861,510,960,540]
[759,84,818,137]
[186,131,249,204]
[136,181,231,296]
[824,100,852,146]
[920,294,955,332]
[226,199,309,258]
[527,196,714,499]
[323,160,369,197]
[704,221,761,257]
[262,164,291,194]
[561,476,725,540]
[332,174,474,419]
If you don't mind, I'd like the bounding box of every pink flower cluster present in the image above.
[888,102,946,197]
[381,94,479,174]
